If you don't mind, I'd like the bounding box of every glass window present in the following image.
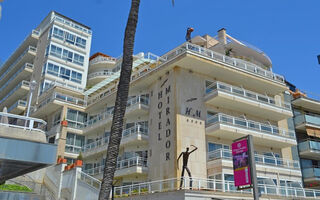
[47,63,59,76]
[73,53,84,66]
[60,67,70,80]
[71,71,82,84]
[50,45,62,58]
[62,49,73,62]
[208,143,222,152]
[53,27,64,40]
[65,32,75,44]
[76,37,86,49]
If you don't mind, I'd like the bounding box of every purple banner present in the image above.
[232,139,251,187]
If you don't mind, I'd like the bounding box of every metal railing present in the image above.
[84,95,149,128]
[205,81,291,110]
[299,140,320,153]
[0,112,46,132]
[295,114,320,127]
[88,71,115,79]
[89,56,117,65]
[207,148,300,170]
[82,136,109,153]
[113,177,320,198]
[0,46,36,80]
[8,100,27,112]
[78,171,101,190]
[122,124,148,138]
[206,113,296,139]
[0,63,33,92]
[83,156,147,176]
[0,80,30,104]
[46,81,85,92]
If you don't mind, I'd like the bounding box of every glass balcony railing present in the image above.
[8,100,27,112]
[0,80,30,104]
[88,71,115,79]
[295,114,320,127]
[299,140,320,153]
[303,168,320,179]
[83,157,147,176]
[0,63,33,92]
[89,56,117,65]
[206,113,296,140]
[82,125,148,154]
[84,95,149,128]
[205,81,291,110]
[0,46,36,80]
[208,148,300,170]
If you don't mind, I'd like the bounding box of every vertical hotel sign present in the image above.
[232,138,251,187]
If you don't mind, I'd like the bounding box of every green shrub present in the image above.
[0,184,32,192]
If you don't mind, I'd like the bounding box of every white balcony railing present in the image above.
[83,157,147,176]
[113,177,320,199]
[84,95,149,129]
[89,56,117,65]
[206,113,296,140]
[0,80,30,104]
[207,148,300,170]
[88,71,115,79]
[82,125,148,154]
[0,112,46,133]
[205,81,291,110]
[8,100,27,113]
[53,15,92,35]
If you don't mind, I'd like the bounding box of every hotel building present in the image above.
[2,11,320,199]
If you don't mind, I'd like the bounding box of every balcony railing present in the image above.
[0,80,30,104]
[83,157,147,176]
[299,140,320,153]
[82,125,148,154]
[8,100,27,113]
[161,43,285,83]
[89,56,117,65]
[303,168,320,179]
[295,114,320,128]
[84,95,149,128]
[205,81,291,110]
[53,15,92,35]
[0,63,33,92]
[0,112,46,133]
[88,71,115,79]
[207,148,300,170]
[113,177,320,199]
[0,46,36,80]
[206,113,296,139]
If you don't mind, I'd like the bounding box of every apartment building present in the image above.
[289,87,320,189]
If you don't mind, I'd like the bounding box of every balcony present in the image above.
[303,168,320,183]
[292,96,320,113]
[299,140,320,160]
[89,56,116,68]
[295,114,320,130]
[83,95,149,133]
[83,157,147,178]
[205,81,292,120]
[87,71,115,85]
[206,113,296,148]
[8,100,27,114]
[207,149,301,175]
[0,81,30,110]
[82,125,148,158]
[0,112,57,183]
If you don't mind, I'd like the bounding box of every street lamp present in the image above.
[26,80,37,118]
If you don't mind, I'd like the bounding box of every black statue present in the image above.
[177,145,198,189]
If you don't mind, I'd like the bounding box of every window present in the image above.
[67,108,87,128]
[65,32,75,44]
[73,53,84,66]
[59,67,71,80]
[50,45,62,58]
[47,63,59,76]
[62,49,73,62]
[76,37,86,48]
[52,27,64,40]
[43,62,82,84]
[53,111,61,126]
[71,71,82,83]
[48,136,55,144]
[66,132,84,154]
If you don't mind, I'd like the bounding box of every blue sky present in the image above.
[0,0,319,96]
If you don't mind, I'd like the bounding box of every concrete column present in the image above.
[56,106,68,159]
[218,28,227,45]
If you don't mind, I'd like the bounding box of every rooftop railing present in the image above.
[205,81,291,110]
[162,42,285,83]
[113,177,320,198]
[0,63,33,92]
[83,156,147,176]
[207,148,300,170]
[53,15,92,35]
[0,46,36,80]
[0,80,30,104]
[0,112,46,133]
[206,113,296,140]
[8,100,27,113]
[88,71,115,79]
[89,56,117,65]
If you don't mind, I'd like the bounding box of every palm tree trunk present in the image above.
[98,0,141,199]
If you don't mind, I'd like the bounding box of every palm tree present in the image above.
[99,1,175,199]
[98,0,141,199]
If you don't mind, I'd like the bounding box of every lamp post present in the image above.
[26,80,37,118]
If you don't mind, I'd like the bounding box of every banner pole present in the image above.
[247,135,259,200]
